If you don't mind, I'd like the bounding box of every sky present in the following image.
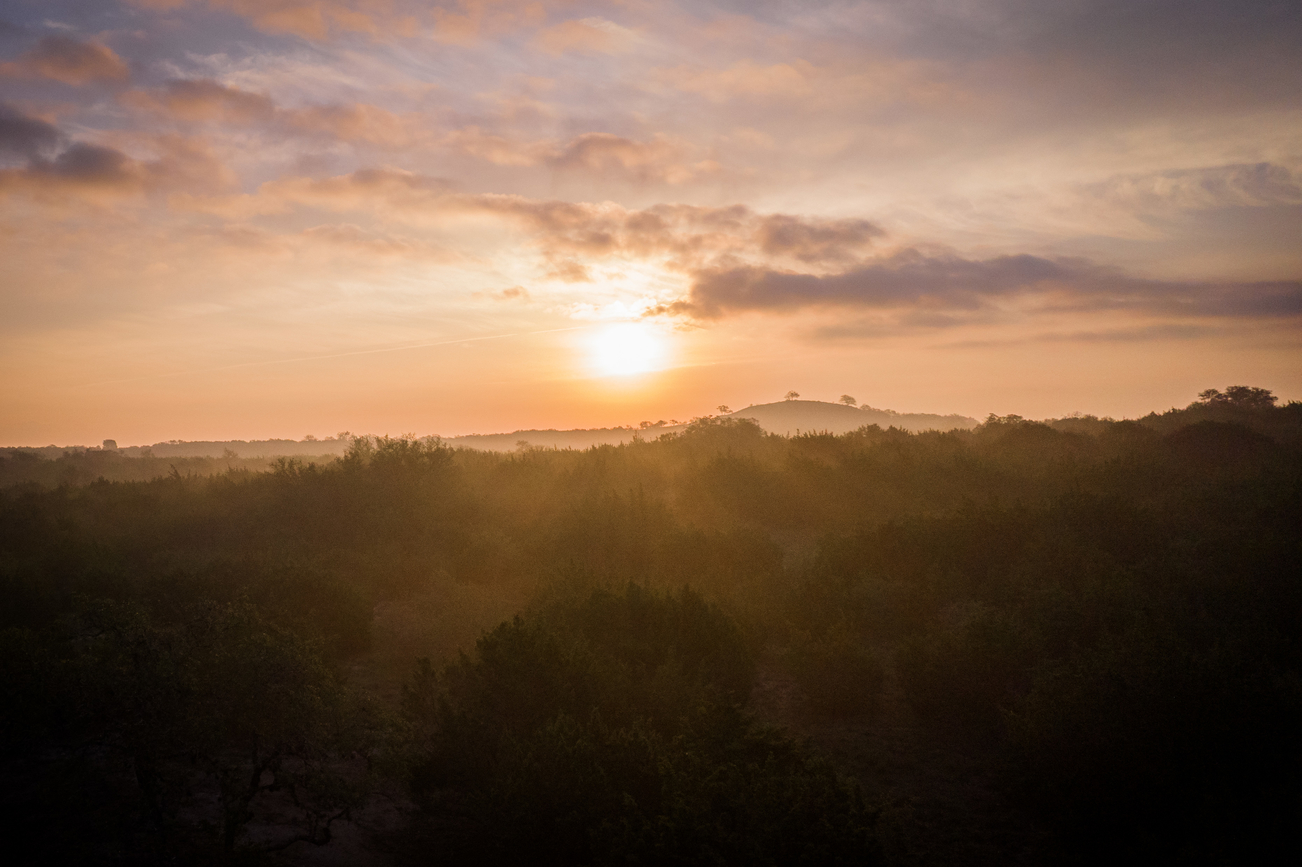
[1,0,1300,445]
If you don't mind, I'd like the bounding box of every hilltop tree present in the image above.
[839,395,857,407]
[784,391,800,401]
[1195,386,1277,410]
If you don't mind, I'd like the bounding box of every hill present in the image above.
[726,399,979,435]
[1,401,980,462]
[444,427,641,451]
[444,401,977,451]
[7,438,352,460]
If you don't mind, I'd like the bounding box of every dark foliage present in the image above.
[402,584,878,866]
[0,392,1299,864]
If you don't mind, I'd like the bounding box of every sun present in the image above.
[588,322,668,377]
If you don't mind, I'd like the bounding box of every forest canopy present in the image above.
[1,389,1299,864]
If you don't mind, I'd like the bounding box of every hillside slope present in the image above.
[727,400,978,435]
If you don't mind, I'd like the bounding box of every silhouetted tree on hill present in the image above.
[1197,385,1277,410]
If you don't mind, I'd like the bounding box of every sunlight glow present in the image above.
[588,322,669,377]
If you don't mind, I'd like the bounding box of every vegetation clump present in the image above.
[402,584,878,865]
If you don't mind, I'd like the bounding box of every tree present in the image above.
[785,391,800,401]
[839,395,857,407]
[1196,386,1277,410]
[402,587,879,865]
[718,405,732,414]
[76,600,377,859]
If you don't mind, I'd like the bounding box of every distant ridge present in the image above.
[726,400,978,436]
[10,439,352,460]
[445,427,641,451]
[11,401,977,457]
[447,400,978,451]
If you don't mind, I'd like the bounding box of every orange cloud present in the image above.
[430,0,547,46]
[127,0,553,41]
[0,36,130,86]
[126,0,417,39]
[669,253,1302,324]
[299,223,455,261]
[1081,163,1302,215]
[122,79,276,124]
[288,102,422,146]
[443,126,551,166]
[0,132,232,202]
[534,18,633,56]
[654,57,965,113]
[438,193,884,279]
[261,167,454,211]
[443,128,712,184]
[123,79,424,146]
[756,215,884,264]
[548,133,689,182]
[165,165,1297,328]
[182,167,883,280]
[657,60,812,101]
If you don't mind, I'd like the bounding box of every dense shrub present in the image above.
[786,622,884,717]
[403,585,879,865]
[1,600,378,861]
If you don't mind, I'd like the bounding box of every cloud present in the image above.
[299,222,454,260]
[221,167,886,275]
[669,250,1302,322]
[172,167,454,218]
[126,0,551,42]
[442,126,552,167]
[534,17,634,56]
[123,79,425,146]
[30,142,135,185]
[438,195,882,270]
[123,78,276,124]
[489,200,885,272]
[261,167,455,210]
[0,141,145,199]
[427,0,548,45]
[0,35,130,85]
[442,128,713,184]
[755,214,883,264]
[126,0,408,39]
[495,285,528,300]
[0,128,231,200]
[0,102,60,158]
[546,133,698,184]
[288,102,421,145]
[933,323,1221,348]
[156,166,1302,328]
[1081,162,1302,215]
[427,193,888,283]
[657,60,813,101]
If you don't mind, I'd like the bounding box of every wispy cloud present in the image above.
[0,35,130,85]
[669,253,1302,323]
